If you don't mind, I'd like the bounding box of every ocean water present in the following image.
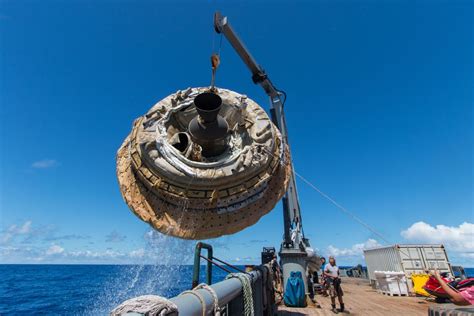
[2,265,473,315]
[0,264,232,315]
[466,268,473,276]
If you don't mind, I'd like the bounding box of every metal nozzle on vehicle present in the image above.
[188,92,229,157]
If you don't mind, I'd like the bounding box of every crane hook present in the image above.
[210,53,220,92]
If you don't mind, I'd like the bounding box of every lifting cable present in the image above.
[262,144,393,246]
[210,18,223,91]
[294,171,392,245]
[294,170,415,261]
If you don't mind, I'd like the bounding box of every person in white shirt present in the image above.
[324,256,345,313]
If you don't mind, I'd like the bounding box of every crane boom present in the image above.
[214,12,311,294]
[214,12,304,247]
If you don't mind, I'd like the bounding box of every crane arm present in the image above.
[214,12,305,249]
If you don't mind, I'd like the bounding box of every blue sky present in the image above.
[0,0,472,266]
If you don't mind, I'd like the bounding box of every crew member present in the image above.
[307,267,321,308]
[319,257,328,296]
[270,254,283,302]
[324,256,345,313]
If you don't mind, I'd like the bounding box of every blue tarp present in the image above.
[283,271,306,307]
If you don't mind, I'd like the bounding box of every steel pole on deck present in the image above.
[192,242,213,288]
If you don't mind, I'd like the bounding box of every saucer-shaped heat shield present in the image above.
[116,87,291,239]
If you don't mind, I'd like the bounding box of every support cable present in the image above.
[294,171,392,245]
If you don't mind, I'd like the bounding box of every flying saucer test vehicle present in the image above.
[117,87,291,239]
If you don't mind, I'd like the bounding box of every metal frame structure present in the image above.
[214,12,310,293]
[192,242,214,288]
[192,242,250,289]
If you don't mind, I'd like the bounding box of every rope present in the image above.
[294,171,392,245]
[226,273,254,316]
[110,295,178,316]
[210,18,223,91]
[292,165,415,259]
[195,283,221,316]
[211,22,223,59]
[180,288,206,316]
[180,283,221,316]
[262,143,393,248]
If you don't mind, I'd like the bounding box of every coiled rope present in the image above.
[110,295,178,316]
[180,283,221,316]
[225,273,254,316]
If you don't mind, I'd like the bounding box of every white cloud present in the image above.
[69,249,125,259]
[46,244,64,255]
[234,256,258,263]
[0,235,10,244]
[2,227,200,264]
[1,220,90,246]
[459,253,474,259]
[401,221,474,257]
[1,221,33,244]
[129,248,145,258]
[1,222,150,264]
[31,159,58,169]
[0,246,20,256]
[18,221,32,234]
[327,238,382,257]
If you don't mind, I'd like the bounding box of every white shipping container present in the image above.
[363,244,453,285]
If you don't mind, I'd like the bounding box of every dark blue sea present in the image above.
[0,264,233,315]
[1,265,473,315]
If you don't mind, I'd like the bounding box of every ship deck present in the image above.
[277,278,435,315]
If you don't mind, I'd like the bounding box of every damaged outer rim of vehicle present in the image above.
[116,87,291,239]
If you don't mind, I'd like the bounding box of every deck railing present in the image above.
[169,265,275,316]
